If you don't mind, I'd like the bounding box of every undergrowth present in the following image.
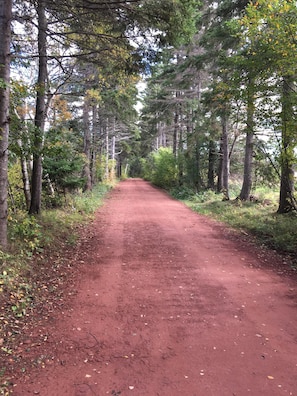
[170,184,297,264]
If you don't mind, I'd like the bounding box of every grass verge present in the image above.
[170,185,297,266]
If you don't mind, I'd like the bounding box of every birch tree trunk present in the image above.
[29,0,47,214]
[0,0,12,248]
[17,139,31,210]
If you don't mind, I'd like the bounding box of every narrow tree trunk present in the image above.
[105,120,109,180]
[111,133,116,180]
[178,127,184,185]
[239,76,255,200]
[207,139,216,190]
[194,139,203,190]
[221,115,230,200]
[29,0,47,215]
[173,109,179,158]
[18,139,31,210]
[0,0,12,248]
[217,137,223,193]
[277,76,296,213]
[90,104,98,186]
[82,96,92,191]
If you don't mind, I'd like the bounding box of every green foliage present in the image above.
[43,128,86,195]
[142,148,178,189]
[128,157,143,178]
[8,162,27,211]
[8,211,43,255]
[73,183,113,215]
[182,186,297,259]
[143,0,199,47]
[0,78,8,89]
[170,185,197,200]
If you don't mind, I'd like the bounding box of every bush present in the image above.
[143,148,178,189]
[8,211,43,254]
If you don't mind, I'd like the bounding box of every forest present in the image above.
[0,0,296,252]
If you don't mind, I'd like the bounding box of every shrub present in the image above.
[143,148,178,189]
[8,211,43,254]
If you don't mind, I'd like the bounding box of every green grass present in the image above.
[172,185,297,261]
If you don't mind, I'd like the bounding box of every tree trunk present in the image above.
[277,76,296,213]
[82,96,92,191]
[207,139,216,190]
[221,114,230,200]
[194,139,203,190]
[239,76,255,200]
[0,0,12,248]
[110,135,116,180]
[217,137,223,193]
[17,139,31,210]
[29,0,47,215]
[90,104,98,186]
[173,108,179,158]
[105,120,109,180]
[173,91,181,157]
[178,127,183,185]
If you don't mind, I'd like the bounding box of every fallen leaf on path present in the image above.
[267,376,274,380]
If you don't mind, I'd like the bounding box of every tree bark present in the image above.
[277,76,296,213]
[82,96,92,191]
[207,139,216,190]
[173,108,179,158]
[217,137,223,193]
[29,0,47,215]
[239,76,255,201]
[221,114,230,200]
[17,139,31,210]
[90,104,98,186]
[105,120,109,180]
[0,0,12,248]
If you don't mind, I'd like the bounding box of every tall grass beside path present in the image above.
[170,187,297,267]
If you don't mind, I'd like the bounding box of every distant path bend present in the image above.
[14,179,297,395]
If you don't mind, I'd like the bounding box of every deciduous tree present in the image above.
[0,0,12,248]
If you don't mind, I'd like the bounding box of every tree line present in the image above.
[138,0,297,213]
[0,0,195,248]
[0,0,296,250]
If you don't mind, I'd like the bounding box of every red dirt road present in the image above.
[12,179,297,395]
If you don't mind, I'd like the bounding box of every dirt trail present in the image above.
[12,179,297,395]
